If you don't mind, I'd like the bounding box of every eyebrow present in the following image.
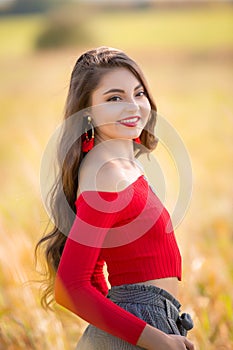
[103,84,143,95]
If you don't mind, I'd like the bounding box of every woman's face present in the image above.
[90,67,151,142]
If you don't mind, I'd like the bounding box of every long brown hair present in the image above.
[35,46,158,308]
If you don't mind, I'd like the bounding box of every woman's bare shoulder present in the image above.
[77,160,123,195]
[77,149,144,198]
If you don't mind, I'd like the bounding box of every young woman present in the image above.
[37,47,195,350]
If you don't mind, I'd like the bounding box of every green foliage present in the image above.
[0,0,55,15]
[35,5,92,49]
[0,5,232,55]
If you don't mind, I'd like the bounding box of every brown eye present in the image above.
[136,91,146,97]
[107,96,122,102]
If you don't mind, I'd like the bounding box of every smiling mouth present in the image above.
[117,116,141,127]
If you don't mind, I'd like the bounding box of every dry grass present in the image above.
[0,4,233,349]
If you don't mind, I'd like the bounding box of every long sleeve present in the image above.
[54,191,147,345]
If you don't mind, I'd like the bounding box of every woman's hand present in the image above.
[137,324,195,350]
[166,334,195,350]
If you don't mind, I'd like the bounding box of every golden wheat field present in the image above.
[0,3,233,350]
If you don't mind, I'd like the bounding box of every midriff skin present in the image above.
[133,277,179,299]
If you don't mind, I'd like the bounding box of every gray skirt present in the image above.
[76,284,193,350]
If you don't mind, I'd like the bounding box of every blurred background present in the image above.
[0,0,232,349]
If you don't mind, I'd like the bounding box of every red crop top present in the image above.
[55,174,182,345]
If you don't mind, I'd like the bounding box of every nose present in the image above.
[124,101,139,114]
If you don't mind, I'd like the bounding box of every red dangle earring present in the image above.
[133,137,141,144]
[82,116,94,153]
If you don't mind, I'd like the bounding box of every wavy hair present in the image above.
[35,46,158,308]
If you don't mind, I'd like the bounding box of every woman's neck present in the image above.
[93,138,135,162]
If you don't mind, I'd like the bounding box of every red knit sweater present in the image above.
[55,175,181,345]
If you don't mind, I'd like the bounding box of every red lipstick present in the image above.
[117,116,140,127]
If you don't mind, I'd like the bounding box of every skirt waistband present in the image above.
[107,284,181,313]
[108,284,181,308]
[107,284,194,334]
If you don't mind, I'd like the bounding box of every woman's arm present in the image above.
[55,228,147,345]
[55,197,147,345]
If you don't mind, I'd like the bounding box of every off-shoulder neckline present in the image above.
[75,174,147,204]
